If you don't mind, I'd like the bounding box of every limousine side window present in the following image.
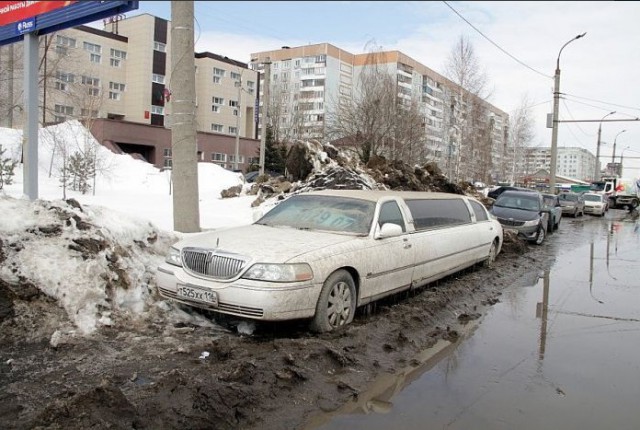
[378,201,406,232]
[405,198,472,230]
[469,200,489,222]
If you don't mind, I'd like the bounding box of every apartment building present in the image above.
[0,13,260,171]
[250,43,510,183]
[522,147,596,182]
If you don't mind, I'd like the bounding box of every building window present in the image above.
[109,92,121,101]
[229,100,238,108]
[83,42,101,53]
[152,74,165,84]
[212,97,224,105]
[151,105,164,115]
[110,48,127,60]
[233,109,239,116]
[153,41,166,52]
[230,71,241,80]
[109,82,126,91]
[163,158,172,168]
[228,154,245,163]
[54,104,73,122]
[228,126,237,135]
[56,35,76,48]
[90,53,101,63]
[81,76,100,86]
[212,152,226,161]
[164,148,172,157]
[81,109,98,117]
[283,60,291,69]
[213,67,226,77]
[88,88,100,96]
[110,58,121,67]
[213,76,221,84]
[211,105,220,113]
[211,124,223,132]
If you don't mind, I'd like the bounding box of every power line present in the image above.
[442,1,552,79]
[561,92,640,113]
[561,99,594,138]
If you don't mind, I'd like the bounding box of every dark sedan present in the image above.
[557,192,585,217]
[489,190,551,245]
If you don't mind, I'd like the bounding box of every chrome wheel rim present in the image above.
[327,281,352,327]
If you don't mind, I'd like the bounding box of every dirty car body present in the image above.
[490,190,550,245]
[156,190,503,332]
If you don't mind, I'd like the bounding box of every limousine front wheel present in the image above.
[311,270,356,333]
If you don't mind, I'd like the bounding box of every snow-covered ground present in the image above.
[0,120,264,336]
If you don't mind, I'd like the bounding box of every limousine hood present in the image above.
[174,224,357,263]
[491,205,540,222]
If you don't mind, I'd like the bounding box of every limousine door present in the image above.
[360,200,415,301]
[406,198,484,287]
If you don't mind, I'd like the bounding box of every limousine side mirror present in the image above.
[376,223,403,239]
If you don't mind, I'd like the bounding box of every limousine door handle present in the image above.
[403,238,412,249]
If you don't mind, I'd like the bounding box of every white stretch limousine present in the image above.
[157,190,503,332]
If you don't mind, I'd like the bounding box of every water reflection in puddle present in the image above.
[310,215,640,430]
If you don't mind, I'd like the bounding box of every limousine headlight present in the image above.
[165,247,183,267]
[243,263,314,282]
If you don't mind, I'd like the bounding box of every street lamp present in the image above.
[251,56,272,176]
[611,129,626,164]
[549,32,586,194]
[233,75,242,171]
[594,111,615,180]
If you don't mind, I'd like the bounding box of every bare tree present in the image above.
[326,46,426,163]
[444,35,492,183]
[509,96,535,184]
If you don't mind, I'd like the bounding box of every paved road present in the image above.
[316,209,640,430]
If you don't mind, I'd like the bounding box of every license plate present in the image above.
[176,284,218,306]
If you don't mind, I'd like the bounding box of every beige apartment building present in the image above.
[0,13,260,171]
[251,43,510,183]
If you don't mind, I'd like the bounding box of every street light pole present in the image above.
[594,111,615,180]
[620,145,631,176]
[549,32,586,194]
[611,129,626,164]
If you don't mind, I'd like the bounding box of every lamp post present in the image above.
[594,111,615,180]
[549,32,586,194]
[254,57,271,176]
[611,129,626,164]
[620,145,631,177]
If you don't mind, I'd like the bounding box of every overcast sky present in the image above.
[128,1,640,178]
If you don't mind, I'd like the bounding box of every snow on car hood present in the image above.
[490,205,540,222]
[173,224,359,263]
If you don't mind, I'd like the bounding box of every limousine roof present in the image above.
[304,189,469,202]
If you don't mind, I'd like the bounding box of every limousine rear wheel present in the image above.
[310,270,356,333]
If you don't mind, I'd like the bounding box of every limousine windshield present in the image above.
[255,194,375,235]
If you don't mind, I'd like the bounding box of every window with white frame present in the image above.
[153,41,166,52]
[211,124,224,132]
[233,109,239,116]
[151,105,164,115]
[56,35,76,48]
[81,76,99,86]
[110,48,127,60]
[109,92,121,100]
[110,58,121,67]
[228,126,238,135]
[109,82,125,91]
[152,74,165,84]
[54,104,73,120]
[230,71,241,80]
[88,87,100,96]
[213,76,221,84]
[84,42,101,53]
[228,154,245,163]
[229,100,238,107]
[283,60,291,69]
[164,148,172,157]
[211,152,226,161]
[213,67,226,77]
[211,105,220,113]
[81,109,98,117]
[212,96,224,105]
[90,53,101,63]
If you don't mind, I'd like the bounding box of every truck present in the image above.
[590,176,640,210]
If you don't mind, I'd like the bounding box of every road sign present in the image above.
[0,1,138,46]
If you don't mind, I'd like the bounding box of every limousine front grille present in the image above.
[181,247,249,280]
[497,217,526,227]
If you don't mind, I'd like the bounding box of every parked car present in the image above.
[557,192,585,217]
[489,190,551,245]
[541,193,562,231]
[583,192,607,216]
[157,190,503,332]
[487,185,534,200]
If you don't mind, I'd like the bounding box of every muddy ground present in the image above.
[0,230,557,430]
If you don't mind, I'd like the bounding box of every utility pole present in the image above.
[170,1,200,233]
[549,33,585,194]
[259,57,271,176]
[594,111,615,181]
